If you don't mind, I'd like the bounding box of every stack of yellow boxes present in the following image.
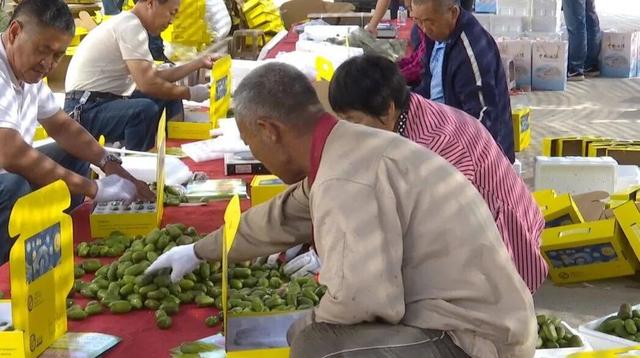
[241,0,284,42]
[535,188,640,284]
[542,136,640,165]
[161,0,211,50]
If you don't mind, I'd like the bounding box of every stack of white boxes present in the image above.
[530,0,562,33]
[599,31,640,78]
[476,0,569,91]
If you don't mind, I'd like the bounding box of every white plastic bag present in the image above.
[205,0,232,39]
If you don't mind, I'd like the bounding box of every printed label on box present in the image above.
[532,40,568,91]
[546,243,618,268]
[600,31,640,78]
[25,224,61,284]
[498,39,532,89]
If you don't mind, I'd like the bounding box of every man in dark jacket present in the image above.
[411,0,514,163]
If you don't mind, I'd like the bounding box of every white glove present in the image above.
[188,84,210,102]
[145,243,202,282]
[94,175,137,204]
[283,248,321,278]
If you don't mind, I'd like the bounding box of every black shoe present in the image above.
[568,71,585,81]
[584,67,600,77]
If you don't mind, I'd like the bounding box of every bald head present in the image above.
[233,62,325,132]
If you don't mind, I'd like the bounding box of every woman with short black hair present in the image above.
[329,54,547,293]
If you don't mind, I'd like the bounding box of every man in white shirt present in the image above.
[64,0,215,151]
[0,0,155,264]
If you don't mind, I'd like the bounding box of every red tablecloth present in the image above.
[0,141,254,357]
[266,19,415,59]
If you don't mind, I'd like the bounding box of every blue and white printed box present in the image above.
[532,40,567,91]
[498,38,533,90]
[600,31,640,78]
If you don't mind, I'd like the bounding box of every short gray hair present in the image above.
[233,62,324,131]
[411,0,458,9]
[11,0,74,35]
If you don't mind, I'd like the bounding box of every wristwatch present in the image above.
[97,153,123,169]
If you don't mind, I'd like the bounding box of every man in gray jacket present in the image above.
[148,63,536,357]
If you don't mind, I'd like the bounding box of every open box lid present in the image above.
[612,200,640,264]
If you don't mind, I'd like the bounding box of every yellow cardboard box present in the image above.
[0,180,74,357]
[250,175,287,206]
[168,56,232,140]
[89,117,166,238]
[542,136,611,157]
[221,197,304,357]
[541,219,637,283]
[512,107,531,152]
[534,191,585,227]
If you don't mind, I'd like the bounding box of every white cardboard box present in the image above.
[534,156,618,194]
[600,31,640,78]
[532,0,561,17]
[531,39,568,91]
[531,16,561,33]
[491,15,525,35]
[498,38,533,90]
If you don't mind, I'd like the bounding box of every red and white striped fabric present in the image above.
[405,93,547,293]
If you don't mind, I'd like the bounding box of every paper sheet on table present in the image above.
[0,300,11,331]
[182,136,250,163]
[40,332,121,358]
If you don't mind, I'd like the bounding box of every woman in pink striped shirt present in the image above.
[329,54,547,293]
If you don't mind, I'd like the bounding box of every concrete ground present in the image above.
[519,0,640,329]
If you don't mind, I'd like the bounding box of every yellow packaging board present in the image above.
[167,121,214,140]
[606,146,640,166]
[0,180,74,357]
[210,55,232,126]
[568,346,640,357]
[612,200,640,262]
[246,13,282,28]
[542,136,572,156]
[541,219,637,283]
[534,191,585,227]
[167,56,232,140]
[221,196,303,357]
[542,136,611,157]
[33,125,48,141]
[250,175,287,206]
[512,107,531,152]
[161,0,209,47]
[588,141,617,157]
[89,117,166,238]
[611,185,640,201]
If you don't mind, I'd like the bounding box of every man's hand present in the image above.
[94,174,137,204]
[189,84,211,102]
[102,161,156,201]
[365,23,378,36]
[283,248,321,278]
[145,243,202,282]
[197,53,222,70]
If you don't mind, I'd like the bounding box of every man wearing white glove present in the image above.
[148,63,536,357]
[0,0,155,265]
[63,0,222,151]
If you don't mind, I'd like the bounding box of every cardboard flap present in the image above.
[279,0,326,29]
[573,191,609,222]
[613,201,640,264]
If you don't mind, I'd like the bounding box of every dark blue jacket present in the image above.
[414,10,515,163]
